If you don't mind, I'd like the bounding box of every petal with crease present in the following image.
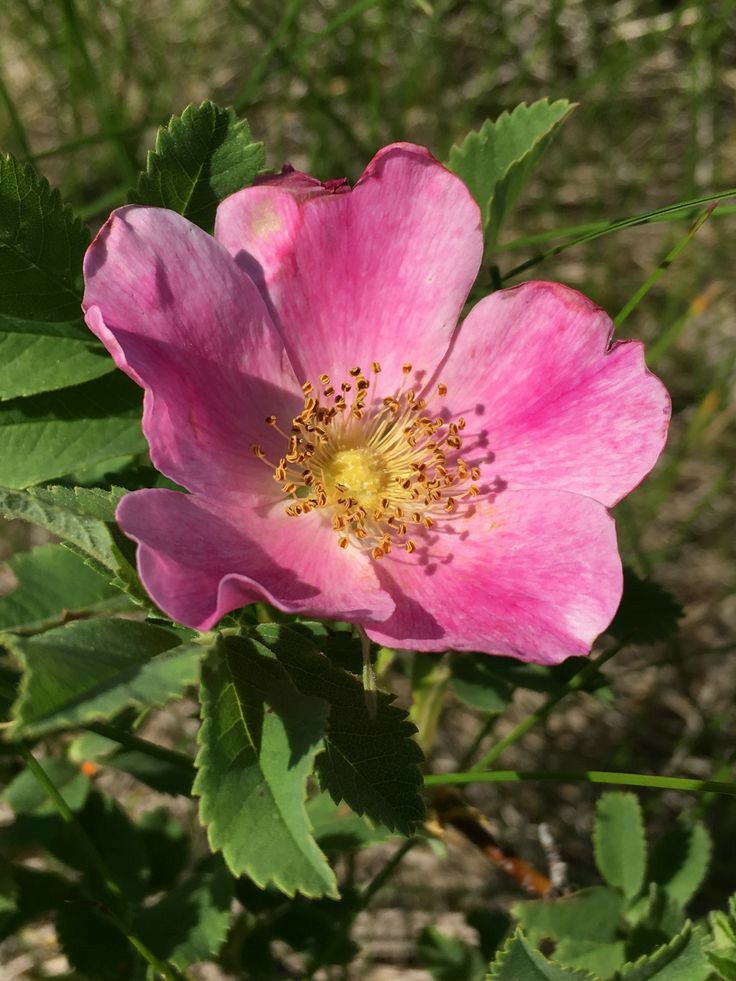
[438,281,671,507]
[117,489,394,631]
[83,206,302,500]
[215,143,483,392]
[364,488,622,664]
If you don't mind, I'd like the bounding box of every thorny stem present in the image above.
[17,745,179,980]
[469,641,626,771]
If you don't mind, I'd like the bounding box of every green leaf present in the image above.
[626,883,686,947]
[307,794,395,852]
[194,636,338,898]
[0,372,145,488]
[135,863,233,968]
[132,100,265,232]
[707,895,736,980]
[448,100,574,250]
[3,757,90,815]
[617,923,711,980]
[0,484,142,597]
[0,543,128,633]
[647,818,711,908]
[450,653,514,713]
[137,808,189,894]
[554,939,627,977]
[513,886,625,945]
[0,154,89,322]
[255,623,425,836]
[0,314,114,401]
[56,901,135,981]
[594,792,647,899]
[488,930,596,980]
[9,618,199,739]
[49,790,148,904]
[418,925,486,981]
[608,569,683,645]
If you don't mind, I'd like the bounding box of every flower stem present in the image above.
[17,745,179,980]
[359,627,378,720]
[470,641,625,772]
[425,769,736,796]
[85,721,196,774]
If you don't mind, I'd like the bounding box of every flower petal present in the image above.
[364,488,622,664]
[215,143,483,392]
[117,489,394,630]
[438,281,671,507]
[83,206,302,500]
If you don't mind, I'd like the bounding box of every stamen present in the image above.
[258,362,483,555]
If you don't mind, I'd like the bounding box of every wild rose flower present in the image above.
[82,143,670,664]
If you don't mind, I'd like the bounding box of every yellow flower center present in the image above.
[252,362,481,559]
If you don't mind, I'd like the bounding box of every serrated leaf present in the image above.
[255,623,425,836]
[418,925,486,981]
[0,154,89,322]
[194,636,337,898]
[0,313,113,401]
[135,863,233,968]
[608,569,683,645]
[3,757,90,815]
[9,618,198,738]
[513,886,625,945]
[137,808,189,894]
[49,790,148,906]
[626,883,685,946]
[594,792,647,899]
[448,100,574,249]
[0,371,144,488]
[450,653,514,713]
[56,901,135,980]
[0,543,128,633]
[707,898,736,980]
[307,794,395,852]
[487,930,596,980]
[132,100,265,231]
[617,923,710,979]
[555,938,627,977]
[0,484,143,598]
[647,819,711,908]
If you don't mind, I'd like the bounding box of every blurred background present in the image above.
[1,1,735,977]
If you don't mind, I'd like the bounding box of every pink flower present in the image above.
[82,143,670,664]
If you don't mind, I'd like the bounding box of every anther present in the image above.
[402,362,412,374]
[437,383,447,397]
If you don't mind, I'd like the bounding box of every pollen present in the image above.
[253,363,482,557]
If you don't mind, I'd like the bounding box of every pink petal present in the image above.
[215,143,483,393]
[364,488,622,664]
[83,206,302,500]
[437,281,670,507]
[117,489,394,630]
